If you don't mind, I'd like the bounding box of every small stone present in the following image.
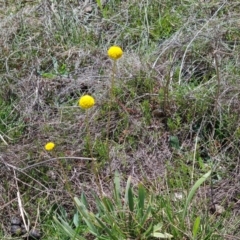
[215,204,225,215]
[85,6,92,13]
[152,109,166,118]
[173,192,184,201]
[29,228,41,239]
[11,216,21,226]
[47,170,57,180]
[11,225,22,236]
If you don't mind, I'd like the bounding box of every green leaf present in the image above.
[140,205,152,227]
[74,197,99,236]
[59,205,68,219]
[192,216,201,239]
[81,193,89,209]
[138,184,145,218]
[96,0,103,11]
[113,171,121,207]
[102,197,114,212]
[143,222,154,238]
[95,217,119,240]
[169,135,180,149]
[128,186,134,231]
[183,170,211,218]
[152,224,173,238]
[93,193,104,214]
[124,176,132,210]
[41,72,57,79]
[152,232,173,238]
[53,216,86,240]
[128,186,134,212]
[153,223,163,232]
[73,212,79,228]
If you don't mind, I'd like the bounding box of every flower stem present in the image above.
[106,60,117,175]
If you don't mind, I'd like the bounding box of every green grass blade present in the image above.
[143,222,154,238]
[183,170,211,218]
[93,193,105,214]
[138,183,145,218]
[128,185,134,232]
[53,216,86,240]
[124,176,132,210]
[74,197,99,236]
[139,205,152,227]
[151,223,173,238]
[95,0,103,11]
[102,197,114,212]
[192,216,201,239]
[73,212,79,228]
[81,192,89,208]
[113,171,121,207]
[128,186,134,212]
[152,232,173,239]
[95,217,119,240]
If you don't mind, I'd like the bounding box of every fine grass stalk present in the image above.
[106,46,123,174]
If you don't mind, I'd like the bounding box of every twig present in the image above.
[0,134,8,145]
[14,170,30,232]
[21,156,95,171]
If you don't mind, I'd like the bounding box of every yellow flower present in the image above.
[107,46,123,60]
[45,142,55,151]
[79,95,95,109]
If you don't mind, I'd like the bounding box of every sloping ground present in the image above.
[0,0,240,239]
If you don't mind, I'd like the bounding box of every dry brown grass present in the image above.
[0,0,240,239]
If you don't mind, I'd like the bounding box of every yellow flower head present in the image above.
[107,46,123,60]
[45,142,55,151]
[79,95,95,109]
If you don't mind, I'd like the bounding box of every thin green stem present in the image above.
[85,111,92,157]
[106,60,117,175]
[110,60,117,100]
[213,50,220,113]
